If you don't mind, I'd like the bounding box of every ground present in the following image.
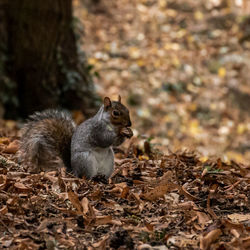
[76,0,250,164]
[0,137,250,249]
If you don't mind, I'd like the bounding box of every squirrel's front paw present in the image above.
[120,127,133,138]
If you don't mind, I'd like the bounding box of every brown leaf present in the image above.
[121,186,130,199]
[0,155,19,167]
[7,197,18,205]
[224,180,242,192]
[0,175,7,190]
[67,191,82,213]
[200,229,222,250]
[221,218,245,233]
[92,235,109,248]
[88,201,96,219]
[157,171,174,185]
[141,172,178,201]
[142,184,169,201]
[50,204,78,216]
[197,212,210,227]
[179,185,200,201]
[72,110,85,124]
[227,213,250,223]
[44,172,58,183]
[0,137,10,144]
[0,205,8,215]
[2,239,13,248]
[58,238,75,248]
[95,215,113,225]
[230,228,240,238]
[242,236,250,249]
[133,179,144,184]
[207,193,217,220]
[3,140,19,154]
[14,182,31,193]
[37,218,61,231]
[173,201,195,210]
[138,244,154,250]
[145,222,154,231]
[81,197,89,215]
[201,168,208,177]
[95,216,122,226]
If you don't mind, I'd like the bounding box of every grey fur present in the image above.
[19,101,131,179]
[71,105,124,178]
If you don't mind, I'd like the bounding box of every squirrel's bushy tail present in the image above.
[19,109,76,172]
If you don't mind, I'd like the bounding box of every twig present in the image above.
[207,193,218,220]
[0,218,13,235]
[224,180,242,192]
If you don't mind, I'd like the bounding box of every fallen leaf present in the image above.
[0,137,10,144]
[142,184,170,201]
[200,229,222,250]
[145,222,154,231]
[2,239,13,248]
[81,197,89,215]
[218,67,226,78]
[207,193,217,220]
[121,186,130,198]
[0,205,8,215]
[14,182,31,193]
[0,175,7,190]
[242,236,250,249]
[179,185,200,201]
[68,191,82,214]
[197,212,210,227]
[3,140,19,154]
[194,11,204,20]
[92,235,109,248]
[227,213,250,223]
[95,215,115,225]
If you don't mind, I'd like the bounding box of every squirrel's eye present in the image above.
[112,110,120,117]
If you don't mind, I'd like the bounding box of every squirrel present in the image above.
[18,96,133,179]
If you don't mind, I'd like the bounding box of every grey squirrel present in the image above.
[18,96,133,179]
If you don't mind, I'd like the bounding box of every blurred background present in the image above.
[0,0,250,163]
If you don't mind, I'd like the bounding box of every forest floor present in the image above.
[77,0,250,164]
[0,142,249,249]
[0,0,250,249]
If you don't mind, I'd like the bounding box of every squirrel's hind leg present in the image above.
[71,151,98,179]
[19,137,57,173]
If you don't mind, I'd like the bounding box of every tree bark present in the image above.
[0,0,99,118]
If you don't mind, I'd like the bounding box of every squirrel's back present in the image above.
[19,109,76,172]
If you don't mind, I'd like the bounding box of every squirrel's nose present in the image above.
[127,120,132,127]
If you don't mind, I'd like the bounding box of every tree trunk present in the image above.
[0,0,99,118]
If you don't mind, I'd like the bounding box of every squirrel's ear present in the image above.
[104,97,112,110]
[118,95,121,103]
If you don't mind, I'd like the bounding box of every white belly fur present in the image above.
[93,147,114,176]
